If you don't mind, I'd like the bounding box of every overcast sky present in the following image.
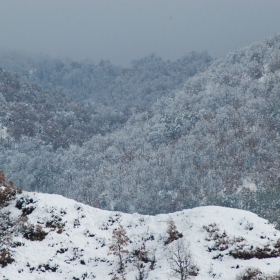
[0,0,280,66]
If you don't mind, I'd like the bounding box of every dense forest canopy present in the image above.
[1,35,280,226]
[0,51,211,149]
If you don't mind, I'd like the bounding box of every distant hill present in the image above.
[0,51,212,109]
[1,185,280,279]
[1,36,280,228]
[0,50,211,149]
[0,66,137,150]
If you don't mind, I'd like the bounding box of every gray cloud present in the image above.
[0,0,280,65]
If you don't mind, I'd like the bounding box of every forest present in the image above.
[1,35,280,227]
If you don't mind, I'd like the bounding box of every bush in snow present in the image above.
[236,267,280,280]
[164,218,183,245]
[108,225,130,280]
[0,248,14,267]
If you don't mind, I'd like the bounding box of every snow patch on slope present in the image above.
[1,191,280,279]
[236,178,257,194]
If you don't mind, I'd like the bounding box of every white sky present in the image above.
[0,0,280,66]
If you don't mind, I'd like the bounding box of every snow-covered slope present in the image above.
[1,190,280,279]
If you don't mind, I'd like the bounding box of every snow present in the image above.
[1,191,280,279]
[0,126,8,139]
[236,178,257,194]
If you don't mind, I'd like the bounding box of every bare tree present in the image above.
[108,225,130,280]
[168,239,198,280]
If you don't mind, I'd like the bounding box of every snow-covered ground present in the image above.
[1,190,280,279]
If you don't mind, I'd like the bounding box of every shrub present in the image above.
[0,171,22,207]
[203,223,233,252]
[0,186,17,207]
[236,267,280,280]
[164,218,183,245]
[23,225,48,241]
[132,243,151,280]
[0,248,14,267]
[230,245,280,260]
[45,215,65,234]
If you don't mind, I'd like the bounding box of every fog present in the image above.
[0,0,280,65]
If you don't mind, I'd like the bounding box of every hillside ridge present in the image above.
[1,187,280,279]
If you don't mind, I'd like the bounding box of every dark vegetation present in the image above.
[203,222,280,261]
[0,248,14,267]
[1,35,280,228]
[165,218,183,245]
[0,171,22,207]
[23,224,48,241]
[236,267,280,280]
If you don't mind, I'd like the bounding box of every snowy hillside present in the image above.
[1,187,280,279]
